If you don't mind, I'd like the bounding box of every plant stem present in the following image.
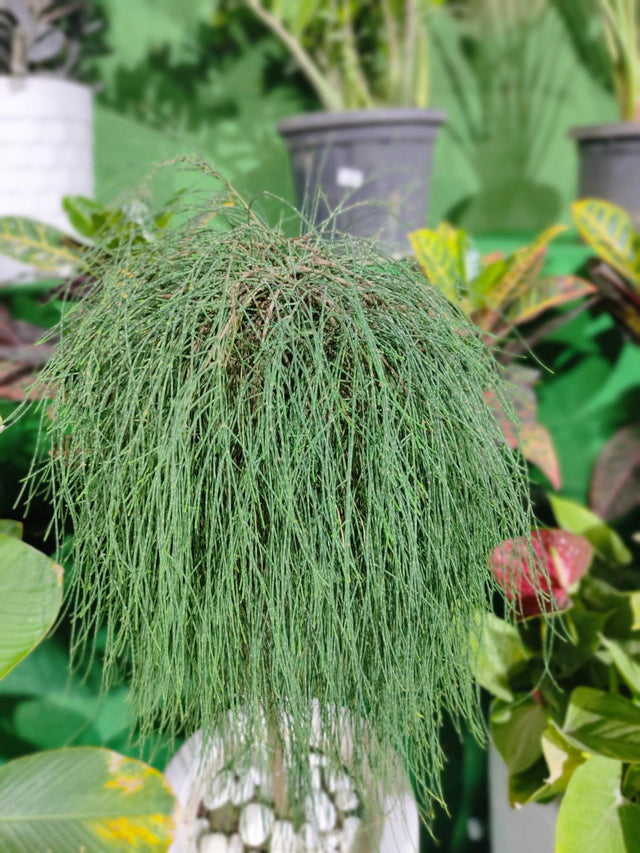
[245,0,344,110]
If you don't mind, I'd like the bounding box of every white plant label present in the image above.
[336,167,364,188]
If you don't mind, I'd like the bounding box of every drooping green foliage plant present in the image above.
[23,176,537,814]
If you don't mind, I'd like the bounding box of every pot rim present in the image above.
[278,108,446,136]
[569,121,640,141]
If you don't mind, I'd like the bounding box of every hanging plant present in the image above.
[21,175,536,820]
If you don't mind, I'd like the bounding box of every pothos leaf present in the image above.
[556,756,640,853]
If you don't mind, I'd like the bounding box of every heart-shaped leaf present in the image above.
[0,534,63,680]
[556,756,640,853]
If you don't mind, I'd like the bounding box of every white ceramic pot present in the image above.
[165,704,419,853]
[0,76,93,283]
[489,746,558,853]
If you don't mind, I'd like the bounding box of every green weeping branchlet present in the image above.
[25,184,535,817]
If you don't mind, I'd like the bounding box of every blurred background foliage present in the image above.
[84,0,618,230]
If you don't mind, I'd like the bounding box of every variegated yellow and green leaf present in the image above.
[0,217,84,275]
[0,533,63,680]
[477,224,567,317]
[0,748,176,852]
[409,224,469,308]
[504,275,596,327]
[572,199,640,290]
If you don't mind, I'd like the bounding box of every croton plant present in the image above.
[409,223,596,491]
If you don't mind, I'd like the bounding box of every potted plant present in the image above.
[11,171,543,849]
[409,221,597,490]
[477,495,640,852]
[237,1,446,255]
[0,0,95,283]
[560,1,640,212]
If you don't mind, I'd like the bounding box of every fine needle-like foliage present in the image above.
[23,178,535,817]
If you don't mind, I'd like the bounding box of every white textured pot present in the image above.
[0,76,93,283]
[165,704,420,853]
[489,746,558,853]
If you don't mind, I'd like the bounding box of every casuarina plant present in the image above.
[20,173,538,822]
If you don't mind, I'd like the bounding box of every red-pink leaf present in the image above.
[485,366,562,489]
[590,425,640,521]
[490,529,593,619]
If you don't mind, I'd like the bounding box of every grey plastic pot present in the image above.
[278,109,445,257]
[570,123,640,214]
[488,745,557,853]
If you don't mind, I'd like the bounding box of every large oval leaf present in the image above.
[0,534,63,680]
[556,756,640,853]
[550,495,632,566]
[0,217,84,275]
[562,687,640,761]
[0,747,176,852]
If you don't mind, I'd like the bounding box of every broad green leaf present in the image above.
[409,226,467,307]
[572,199,640,289]
[556,756,640,853]
[554,607,608,678]
[0,747,175,852]
[580,576,640,637]
[504,275,596,327]
[12,686,132,752]
[0,217,84,274]
[470,612,530,701]
[623,763,640,799]
[0,534,63,680]
[550,495,632,565]
[0,520,23,539]
[562,687,640,761]
[599,635,640,695]
[62,195,109,240]
[490,698,547,775]
[508,756,553,807]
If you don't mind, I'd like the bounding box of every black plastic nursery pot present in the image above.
[570,123,640,214]
[278,108,445,256]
